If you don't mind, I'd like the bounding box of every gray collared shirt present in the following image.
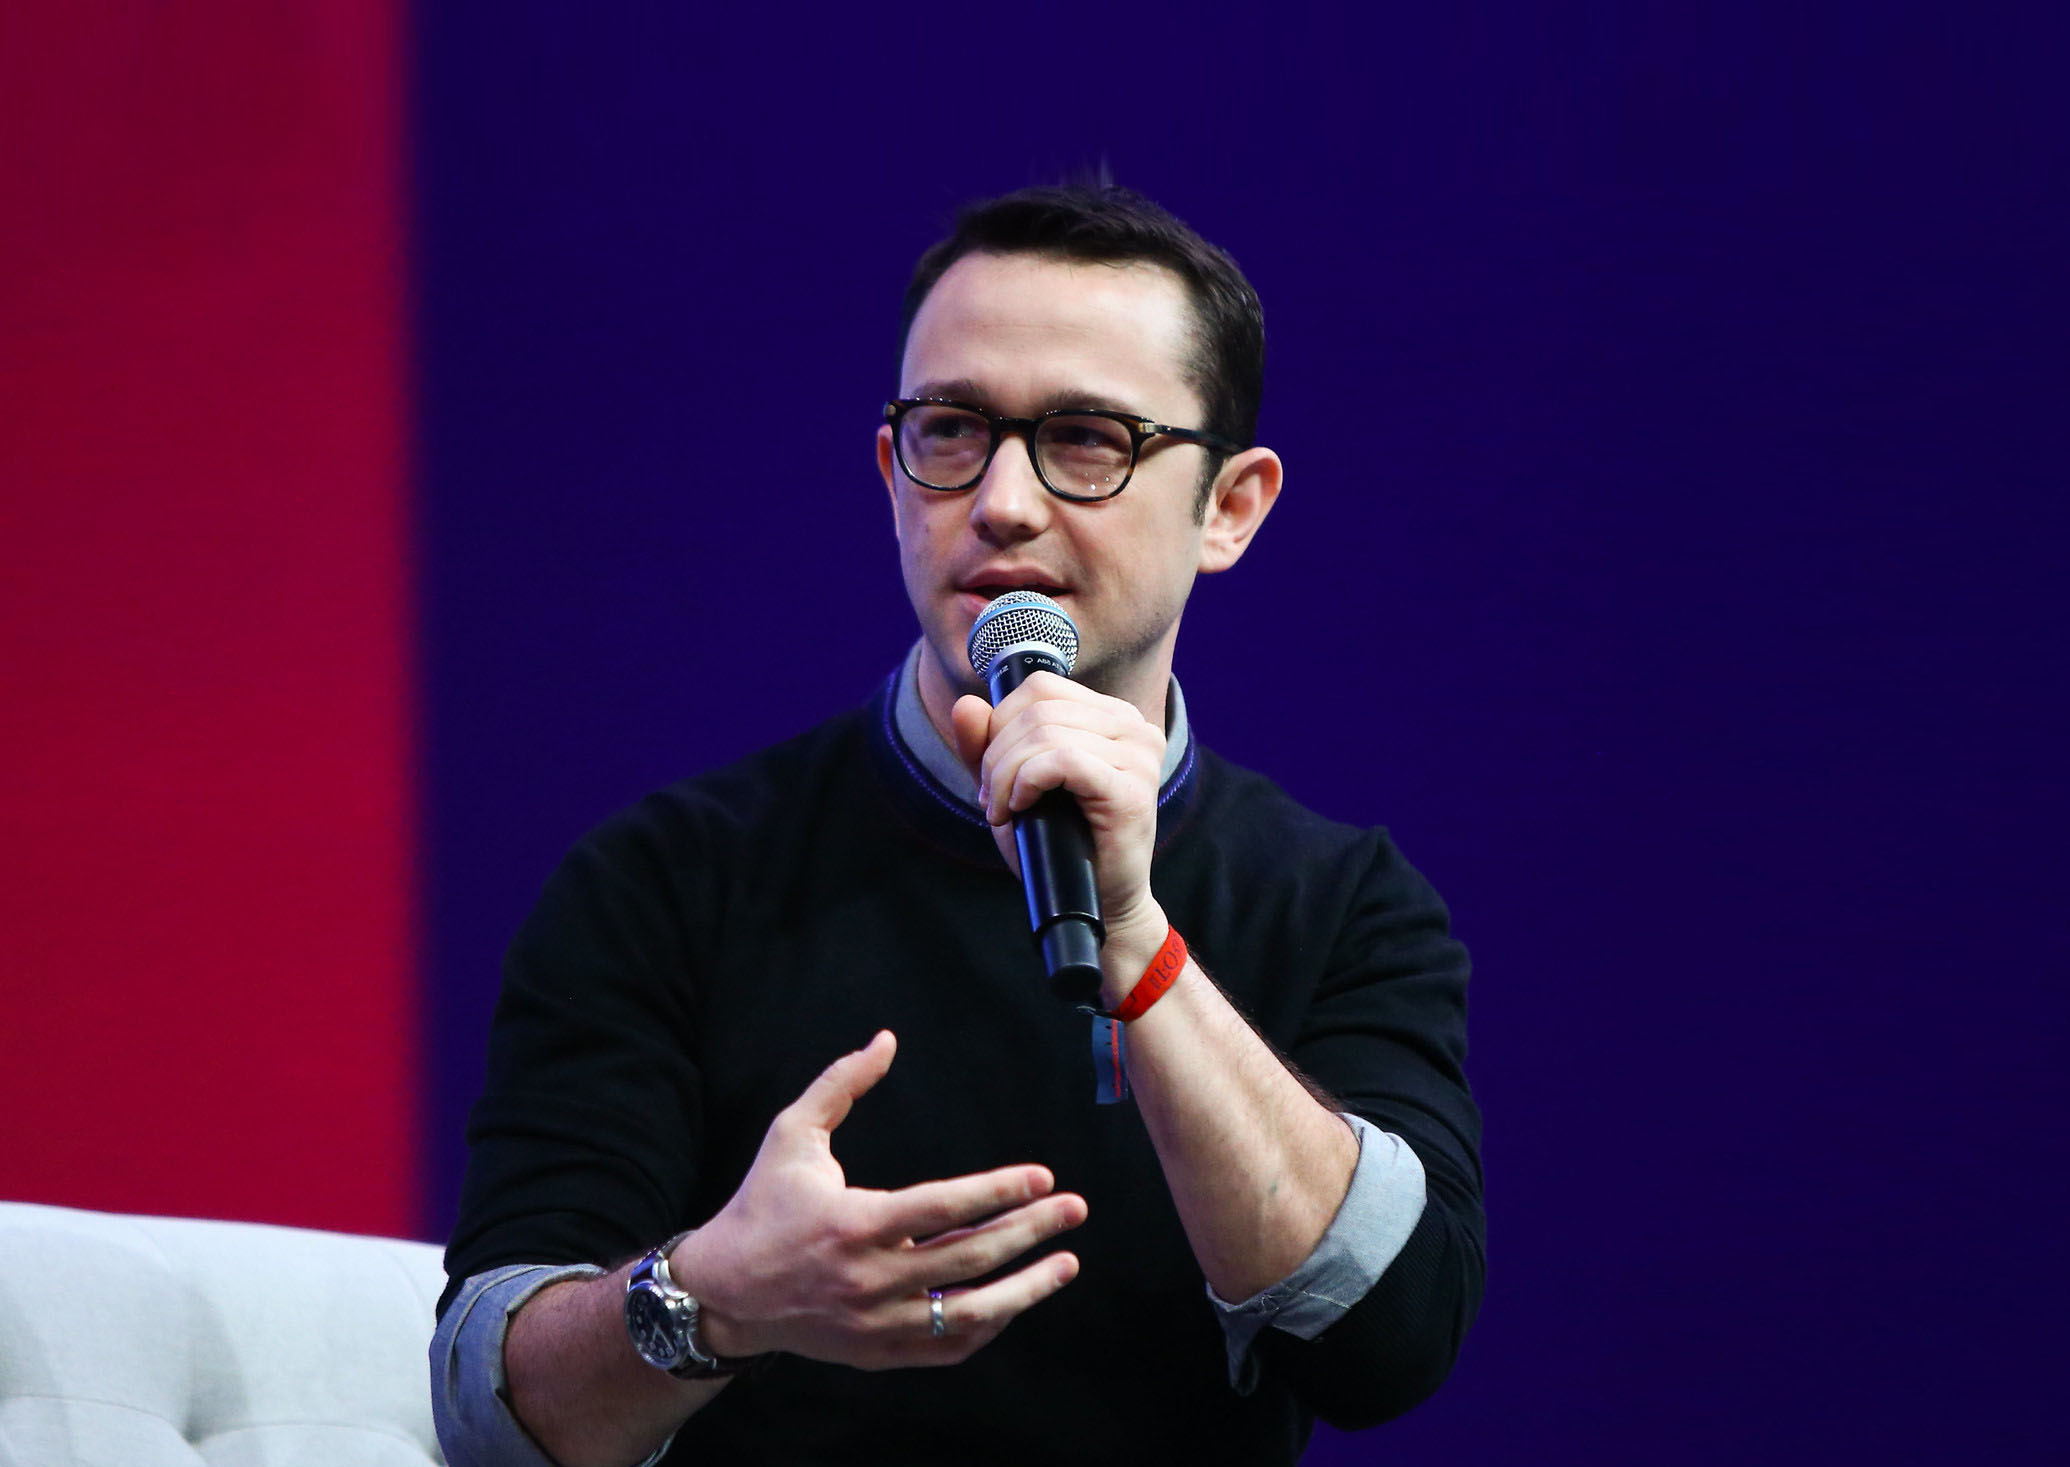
[429,653,1427,1465]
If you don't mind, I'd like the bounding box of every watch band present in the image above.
[624,1230,765,1380]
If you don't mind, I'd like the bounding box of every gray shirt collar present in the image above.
[892,640,1191,807]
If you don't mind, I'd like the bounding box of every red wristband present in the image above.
[1101,925,1187,1023]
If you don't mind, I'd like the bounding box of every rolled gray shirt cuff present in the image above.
[1205,1113,1427,1393]
[431,1261,677,1467]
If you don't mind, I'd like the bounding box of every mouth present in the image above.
[958,571,1071,603]
[964,583,1069,602]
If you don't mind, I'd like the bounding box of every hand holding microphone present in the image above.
[953,592,1168,1003]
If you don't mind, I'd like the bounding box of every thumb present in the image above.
[951,694,993,773]
[785,1030,896,1137]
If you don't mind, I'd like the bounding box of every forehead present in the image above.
[900,252,1198,415]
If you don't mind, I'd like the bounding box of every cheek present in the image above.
[901,507,947,561]
[894,508,953,593]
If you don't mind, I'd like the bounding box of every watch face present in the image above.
[626,1286,683,1367]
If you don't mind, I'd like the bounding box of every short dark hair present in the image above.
[898,185,1265,507]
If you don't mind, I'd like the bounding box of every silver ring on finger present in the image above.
[928,1289,948,1339]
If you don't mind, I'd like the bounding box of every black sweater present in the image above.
[442,682,1484,1464]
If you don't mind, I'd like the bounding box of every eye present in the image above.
[1038,415,1133,459]
[912,407,986,443]
[898,405,993,487]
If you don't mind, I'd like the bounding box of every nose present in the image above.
[967,430,1052,546]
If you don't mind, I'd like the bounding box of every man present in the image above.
[433,185,1483,1466]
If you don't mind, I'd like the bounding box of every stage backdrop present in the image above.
[5,5,2064,1464]
[2,0,414,1237]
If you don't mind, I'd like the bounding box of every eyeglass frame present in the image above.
[882,397,1246,503]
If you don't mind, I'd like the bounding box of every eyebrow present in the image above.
[906,378,1152,420]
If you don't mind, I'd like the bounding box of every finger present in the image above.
[894,1192,1089,1291]
[987,693,1151,752]
[969,673,1097,760]
[998,743,1152,823]
[987,669,1091,715]
[853,1252,1081,1371]
[950,694,993,772]
[783,1030,896,1136]
[988,819,1021,879]
[919,1250,1081,1357]
[865,1163,1056,1243]
[977,688,1153,778]
[981,729,1146,825]
[973,680,1140,791]
[980,719,1155,805]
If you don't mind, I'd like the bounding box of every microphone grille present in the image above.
[966,591,1079,678]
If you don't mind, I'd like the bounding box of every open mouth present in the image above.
[965,583,1068,601]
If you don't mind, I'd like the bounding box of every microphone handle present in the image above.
[986,649,1106,1003]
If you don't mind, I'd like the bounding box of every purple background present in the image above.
[414,8,2066,1461]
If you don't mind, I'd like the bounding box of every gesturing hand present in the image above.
[678,1032,1087,1370]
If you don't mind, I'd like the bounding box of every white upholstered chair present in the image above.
[0,1201,446,1466]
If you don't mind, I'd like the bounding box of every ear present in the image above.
[1196,446,1283,575]
[877,424,903,540]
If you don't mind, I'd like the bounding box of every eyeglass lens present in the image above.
[898,404,1134,499]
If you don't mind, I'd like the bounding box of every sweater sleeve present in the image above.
[438,800,714,1319]
[1257,827,1486,1429]
[1206,1113,1426,1391]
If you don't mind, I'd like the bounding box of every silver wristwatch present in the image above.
[623,1231,757,1379]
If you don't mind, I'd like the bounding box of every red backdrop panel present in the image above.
[0,1,414,1235]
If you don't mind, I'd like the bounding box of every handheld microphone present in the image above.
[966,591,1104,1003]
